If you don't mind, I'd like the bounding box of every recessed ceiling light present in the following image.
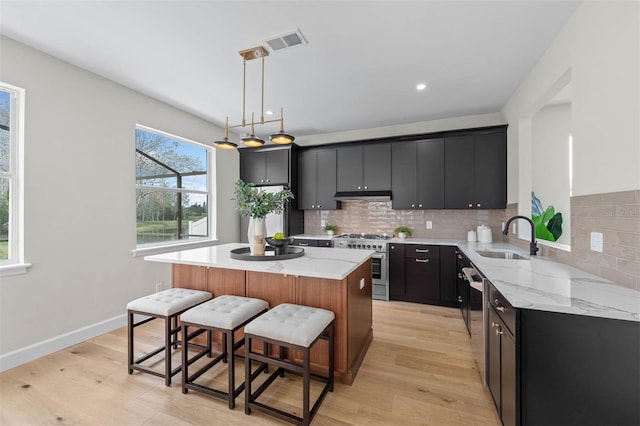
[416,83,427,91]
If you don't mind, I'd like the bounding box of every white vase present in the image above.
[399,232,407,240]
[248,217,266,255]
[327,230,334,236]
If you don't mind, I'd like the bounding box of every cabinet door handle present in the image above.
[390,245,395,249]
[317,205,321,208]
[418,204,423,208]
[477,203,481,207]
[411,203,415,208]
[468,203,473,208]
[265,179,270,183]
[364,185,368,190]
[415,248,430,253]
[496,306,506,313]
[457,296,463,302]
[298,242,309,246]
[357,186,361,190]
[261,179,265,183]
[457,254,463,260]
[311,205,315,208]
[495,328,504,336]
[415,258,430,263]
[457,273,463,279]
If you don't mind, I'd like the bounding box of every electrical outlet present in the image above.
[501,222,505,232]
[359,278,365,290]
[320,219,326,228]
[512,223,517,234]
[426,220,433,229]
[590,232,604,252]
[155,282,163,293]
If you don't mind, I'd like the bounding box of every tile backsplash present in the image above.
[305,190,640,290]
[304,200,508,240]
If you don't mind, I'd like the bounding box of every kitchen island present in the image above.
[145,243,374,385]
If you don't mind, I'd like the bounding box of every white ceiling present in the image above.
[0,0,581,141]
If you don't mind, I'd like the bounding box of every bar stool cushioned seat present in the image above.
[244,303,335,425]
[127,288,212,386]
[181,295,269,409]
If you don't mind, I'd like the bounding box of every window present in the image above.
[135,125,213,249]
[0,82,26,273]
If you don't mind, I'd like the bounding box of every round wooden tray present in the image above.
[229,246,305,261]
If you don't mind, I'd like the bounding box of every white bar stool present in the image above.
[127,288,212,386]
[181,295,269,409]
[244,303,335,426]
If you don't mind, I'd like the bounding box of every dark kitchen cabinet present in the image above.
[444,130,506,209]
[484,281,640,426]
[336,143,391,192]
[488,300,516,426]
[405,248,439,302]
[388,242,405,300]
[391,139,444,209]
[240,147,290,185]
[439,246,458,306]
[298,148,339,210]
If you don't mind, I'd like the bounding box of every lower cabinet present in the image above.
[486,282,640,426]
[389,243,457,306]
[404,244,440,303]
[488,303,516,426]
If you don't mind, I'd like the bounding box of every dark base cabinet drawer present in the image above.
[489,283,515,334]
[291,239,332,248]
[405,244,440,259]
[291,239,318,247]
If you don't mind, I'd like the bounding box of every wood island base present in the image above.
[172,260,373,385]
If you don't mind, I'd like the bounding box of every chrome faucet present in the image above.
[503,215,539,256]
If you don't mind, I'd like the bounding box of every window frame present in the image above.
[0,82,29,276]
[132,124,217,257]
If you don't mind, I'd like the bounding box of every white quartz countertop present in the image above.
[390,238,640,322]
[144,243,374,281]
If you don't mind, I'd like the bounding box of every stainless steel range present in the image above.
[332,233,390,300]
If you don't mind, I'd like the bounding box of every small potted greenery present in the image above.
[394,226,412,239]
[323,224,338,236]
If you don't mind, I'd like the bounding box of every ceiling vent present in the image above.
[264,29,307,53]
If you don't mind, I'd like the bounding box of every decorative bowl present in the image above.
[265,237,295,255]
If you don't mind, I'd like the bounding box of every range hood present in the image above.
[334,190,392,201]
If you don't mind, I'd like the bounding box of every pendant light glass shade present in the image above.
[241,114,265,147]
[214,117,239,149]
[214,139,238,149]
[269,132,295,145]
[269,108,295,144]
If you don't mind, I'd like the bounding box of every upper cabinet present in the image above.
[298,148,339,210]
[444,130,506,209]
[392,139,444,209]
[336,144,391,192]
[239,147,290,186]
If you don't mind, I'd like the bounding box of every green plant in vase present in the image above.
[394,226,412,239]
[323,224,338,236]
[234,179,294,255]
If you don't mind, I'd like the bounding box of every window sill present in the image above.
[0,262,32,277]
[132,239,219,257]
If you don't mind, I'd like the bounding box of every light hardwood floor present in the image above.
[0,301,501,425]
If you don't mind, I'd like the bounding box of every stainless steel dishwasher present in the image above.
[463,264,487,385]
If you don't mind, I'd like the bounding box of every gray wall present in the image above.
[0,36,238,369]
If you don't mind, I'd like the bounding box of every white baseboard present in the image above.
[0,314,127,373]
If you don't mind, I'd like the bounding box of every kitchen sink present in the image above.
[476,250,528,260]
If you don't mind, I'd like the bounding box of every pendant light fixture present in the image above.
[214,46,295,149]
